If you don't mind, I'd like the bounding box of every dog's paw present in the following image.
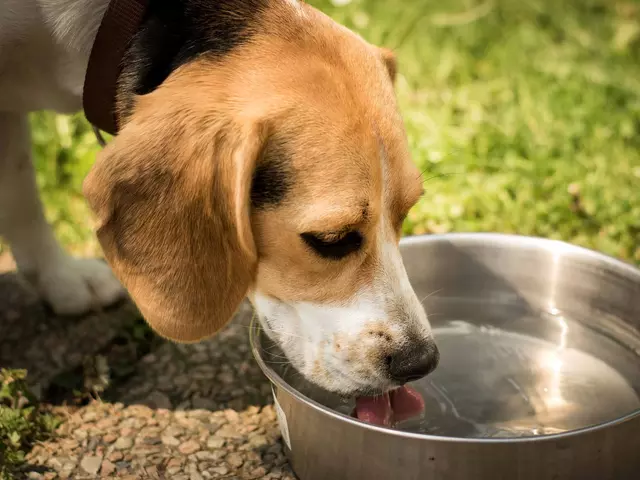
[34,257,126,315]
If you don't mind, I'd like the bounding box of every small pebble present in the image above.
[217,372,234,384]
[107,451,124,462]
[192,396,216,410]
[178,440,201,455]
[146,390,173,409]
[115,460,131,470]
[100,459,116,476]
[114,436,134,450]
[206,436,226,449]
[226,452,244,468]
[215,426,243,439]
[250,434,269,449]
[251,466,268,477]
[82,411,97,422]
[211,466,229,476]
[95,418,115,429]
[80,454,102,475]
[167,457,184,468]
[224,410,240,423]
[162,435,181,446]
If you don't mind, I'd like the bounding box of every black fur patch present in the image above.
[117,0,270,119]
[251,139,293,209]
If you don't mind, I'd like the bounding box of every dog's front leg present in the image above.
[0,112,124,315]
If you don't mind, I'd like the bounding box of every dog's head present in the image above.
[83,0,438,396]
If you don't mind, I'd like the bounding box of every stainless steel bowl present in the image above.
[250,233,640,480]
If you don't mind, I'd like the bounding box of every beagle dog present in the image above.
[0,0,439,400]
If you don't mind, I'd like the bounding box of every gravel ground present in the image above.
[25,402,294,479]
[110,303,272,414]
[1,271,296,479]
[0,271,138,396]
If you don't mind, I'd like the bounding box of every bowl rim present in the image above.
[250,232,640,444]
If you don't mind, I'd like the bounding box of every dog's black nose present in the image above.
[387,339,439,383]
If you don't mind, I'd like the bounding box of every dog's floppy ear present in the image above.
[83,92,265,343]
[379,47,397,83]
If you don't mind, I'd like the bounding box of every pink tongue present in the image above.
[355,392,393,426]
[390,385,426,423]
[355,386,425,427]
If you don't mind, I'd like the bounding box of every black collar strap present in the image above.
[83,0,149,136]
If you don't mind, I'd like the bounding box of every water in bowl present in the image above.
[397,316,640,438]
[265,302,640,439]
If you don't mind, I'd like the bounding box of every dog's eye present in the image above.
[300,231,363,260]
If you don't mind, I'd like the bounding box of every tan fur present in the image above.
[84,65,269,342]
[379,47,398,83]
[83,1,424,344]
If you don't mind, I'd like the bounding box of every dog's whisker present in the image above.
[419,288,443,304]
[262,351,290,360]
[263,359,294,365]
[267,330,307,340]
[260,345,290,358]
[237,323,309,340]
[417,170,462,183]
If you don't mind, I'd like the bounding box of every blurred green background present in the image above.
[10,0,640,263]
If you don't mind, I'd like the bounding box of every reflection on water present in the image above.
[263,307,640,439]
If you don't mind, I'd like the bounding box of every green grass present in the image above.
[0,370,60,480]
[22,0,640,263]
